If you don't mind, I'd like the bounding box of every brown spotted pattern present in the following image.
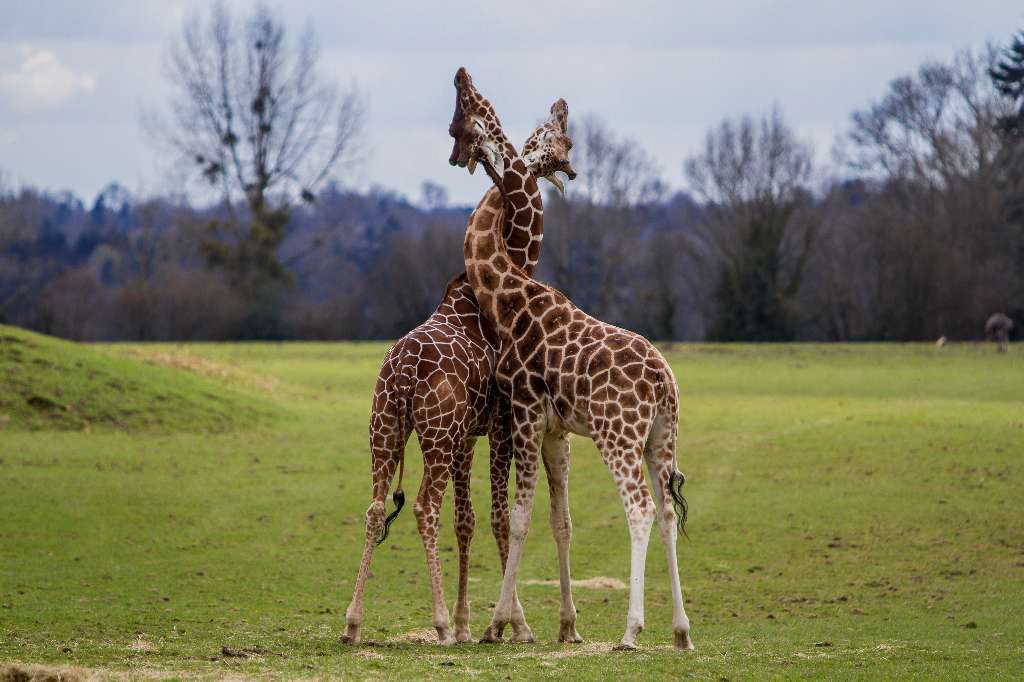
[342,94,574,646]
[451,68,695,651]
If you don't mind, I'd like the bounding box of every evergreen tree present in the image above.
[990,31,1024,319]
[990,31,1024,135]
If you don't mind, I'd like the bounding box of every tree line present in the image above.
[1,4,1023,343]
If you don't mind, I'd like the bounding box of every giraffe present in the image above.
[342,100,576,646]
[448,67,695,651]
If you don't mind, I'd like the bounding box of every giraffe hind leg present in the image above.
[481,411,543,644]
[452,439,476,643]
[589,420,656,651]
[414,435,457,645]
[343,425,408,644]
[488,403,529,641]
[541,432,582,643]
[644,412,694,650]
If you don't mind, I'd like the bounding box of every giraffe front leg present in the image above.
[414,448,455,645]
[452,443,476,643]
[482,420,541,644]
[488,406,529,642]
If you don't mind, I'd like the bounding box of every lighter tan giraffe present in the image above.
[342,99,576,646]
[448,67,694,651]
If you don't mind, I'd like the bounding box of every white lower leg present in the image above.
[483,500,535,642]
[618,506,654,649]
[658,510,694,650]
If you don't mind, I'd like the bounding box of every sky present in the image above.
[1,1,1022,207]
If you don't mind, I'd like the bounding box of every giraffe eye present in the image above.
[474,120,485,133]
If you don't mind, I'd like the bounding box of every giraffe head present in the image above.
[449,67,507,180]
[522,98,577,195]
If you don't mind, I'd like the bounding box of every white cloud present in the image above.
[0,46,96,112]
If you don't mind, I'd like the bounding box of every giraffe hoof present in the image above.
[613,641,638,652]
[341,624,360,645]
[479,626,503,644]
[674,630,695,651]
[454,628,472,644]
[559,621,583,643]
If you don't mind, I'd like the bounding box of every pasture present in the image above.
[1,326,1022,679]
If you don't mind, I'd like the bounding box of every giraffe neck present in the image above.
[491,140,543,277]
[464,142,544,338]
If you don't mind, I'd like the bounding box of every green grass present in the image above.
[1,334,1022,679]
[0,325,276,432]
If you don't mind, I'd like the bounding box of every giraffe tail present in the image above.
[668,470,688,539]
[377,456,406,545]
[658,363,688,538]
[374,359,411,546]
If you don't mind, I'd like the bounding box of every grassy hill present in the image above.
[0,325,277,432]
[0,341,1021,679]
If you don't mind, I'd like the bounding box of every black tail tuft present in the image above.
[376,488,405,546]
[669,471,689,539]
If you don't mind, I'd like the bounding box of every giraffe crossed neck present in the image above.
[449,68,574,282]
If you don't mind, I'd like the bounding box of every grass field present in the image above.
[2,326,1022,679]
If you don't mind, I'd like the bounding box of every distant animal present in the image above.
[985,313,1014,353]
[936,336,948,348]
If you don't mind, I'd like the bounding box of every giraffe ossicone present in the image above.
[450,67,696,651]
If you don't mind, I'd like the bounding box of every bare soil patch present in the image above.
[0,663,87,682]
[523,576,627,589]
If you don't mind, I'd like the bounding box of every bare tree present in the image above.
[836,47,1019,339]
[684,108,817,340]
[539,115,664,320]
[148,1,364,292]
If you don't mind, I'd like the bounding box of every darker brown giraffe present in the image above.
[449,67,695,651]
[342,95,576,645]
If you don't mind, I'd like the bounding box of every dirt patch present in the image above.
[523,576,627,589]
[125,350,279,392]
[354,650,385,661]
[128,635,156,653]
[511,642,614,659]
[393,628,438,644]
[0,663,87,682]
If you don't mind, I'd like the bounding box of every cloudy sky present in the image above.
[1,1,1022,206]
